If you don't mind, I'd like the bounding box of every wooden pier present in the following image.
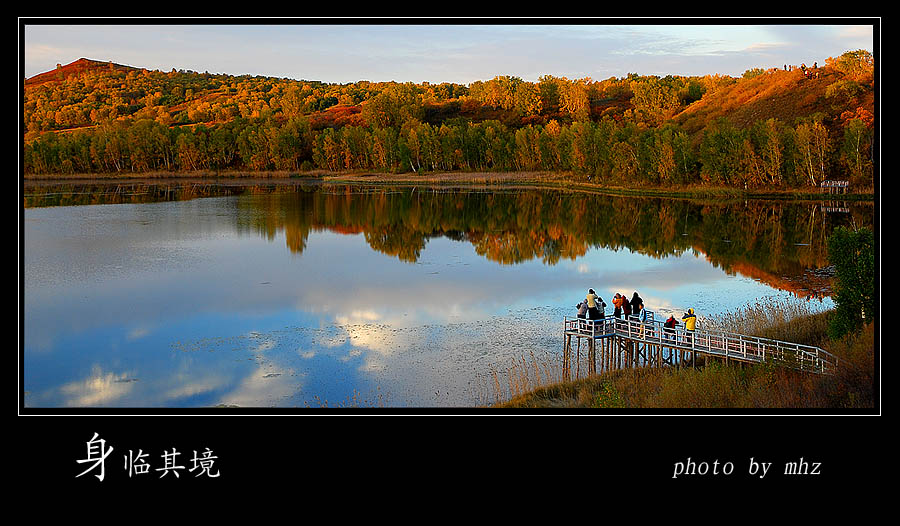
[562,312,837,380]
[820,180,849,195]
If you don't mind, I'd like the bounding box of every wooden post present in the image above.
[576,337,581,379]
[589,339,595,375]
[600,338,605,373]
[604,338,610,372]
[611,337,615,371]
[606,338,610,372]
[614,339,618,370]
[617,339,622,370]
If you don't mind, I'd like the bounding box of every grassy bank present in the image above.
[490,300,875,410]
[22,169,876,201]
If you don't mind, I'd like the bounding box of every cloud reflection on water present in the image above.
[58,365,136,407]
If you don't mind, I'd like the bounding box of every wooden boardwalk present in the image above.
[562,311,837,380]
[820,179,850,195]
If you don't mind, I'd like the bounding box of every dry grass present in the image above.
[24,170,875,201]
[305,388,390,408]
[705,297,832,348]
[483,350,567,406]
[22,169,318,181]
[817,322,876,408]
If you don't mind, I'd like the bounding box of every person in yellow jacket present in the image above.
[682,308,697,344]
[585,289,606,320]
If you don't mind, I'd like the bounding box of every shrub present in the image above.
[827,226,875,339]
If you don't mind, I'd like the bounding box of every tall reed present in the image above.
[483,350,568,405]
[705,296,831,348]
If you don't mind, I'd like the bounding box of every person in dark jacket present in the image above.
[631,292,644,319]
[622,294,632,318]
[664,315,679,341]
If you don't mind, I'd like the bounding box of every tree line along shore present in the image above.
[24,51,875,193]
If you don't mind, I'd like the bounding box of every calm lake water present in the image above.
[21,180,871,408]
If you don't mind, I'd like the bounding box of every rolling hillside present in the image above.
[22,52,875,188]
[672,65,875,137]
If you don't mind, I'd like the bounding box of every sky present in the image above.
[20,20,876,85]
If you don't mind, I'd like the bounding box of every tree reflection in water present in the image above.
[24,180,872,299]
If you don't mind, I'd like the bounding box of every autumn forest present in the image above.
[23,51,875,190]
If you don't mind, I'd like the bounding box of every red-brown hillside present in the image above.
[24,58,138,87]
[672,65,875,137]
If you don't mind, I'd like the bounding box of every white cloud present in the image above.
[23,22,876,82]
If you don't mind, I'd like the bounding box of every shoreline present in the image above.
[22,170,876,202]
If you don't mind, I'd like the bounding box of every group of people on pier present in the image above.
[575,289,645,321]
[575,289,697,342]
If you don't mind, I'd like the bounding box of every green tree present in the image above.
[538,119,569,171]
[827,226,875,340]
[513,82,543,117]
[699,118,745,185]
[826,49,874,80]
[840,117,874,185]
[749,119,786,186]
[514,125,541,171]
[629,77,681,126]
[794,119,830,187]
[559,79,591,121]
[569,120,597,175]
[742,68,767,79]
[208,123,238,169]
[361,91,399,128]
[537,75,561,113]
[371,126,400,172]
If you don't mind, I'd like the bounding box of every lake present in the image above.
[21,179,871,408]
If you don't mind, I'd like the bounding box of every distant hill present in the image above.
[24,58,139,87]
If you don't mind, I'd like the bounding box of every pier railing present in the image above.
[564,312,837,375]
